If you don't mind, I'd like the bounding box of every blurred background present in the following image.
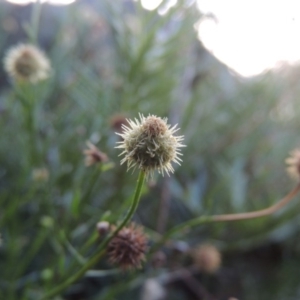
[1,0,300,299]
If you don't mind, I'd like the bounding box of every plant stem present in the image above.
[30,0,42,44]
[80,167,102,207]
[40,170,146,300]
[151,182,300,253]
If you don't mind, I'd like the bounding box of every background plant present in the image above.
[1,0,300,299]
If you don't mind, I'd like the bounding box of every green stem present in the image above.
[150,216,213,254]
[15,84,40,166]
[40,170,146,300]
[80,167,102,207]
[13,229,48,278]
[29,0,42,44]
[27,100,38,166]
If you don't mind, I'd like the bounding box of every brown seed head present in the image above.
[83,141,108,166]
[192,244,221,274]
[109,113,129,133]
[285,149,300,181]
[107,223,148,270]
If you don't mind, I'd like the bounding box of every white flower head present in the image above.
[116,113,185,178]
[4,43,51,83]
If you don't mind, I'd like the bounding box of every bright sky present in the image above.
[6,0,300,77]
[197,0,300,77]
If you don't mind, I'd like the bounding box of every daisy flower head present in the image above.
[116,113,185,178]
[4,43,51,84]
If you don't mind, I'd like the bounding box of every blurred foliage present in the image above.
[1,0,300,299]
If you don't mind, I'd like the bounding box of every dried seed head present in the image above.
[4,43,51,83]
[285,149,300,181]
[192,244,221,274]
[107,223,148,270]
[109,113,129,133]
[83,141,108,166]
[116,114,185,177]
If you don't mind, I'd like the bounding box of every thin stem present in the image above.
[211,181,300,221]
[15,85,39,166]
[13,229,48,278]
[29,0,42,44]
[151,182,300,253]
[80,167,102,207]
[40,170,146,300]
[26,99,38,165]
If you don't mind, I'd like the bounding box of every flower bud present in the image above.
[96,221,110,236]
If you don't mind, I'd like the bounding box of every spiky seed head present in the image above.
[285,149,300,181]
[83,141,108,166]
[107,223,148,270]
[4,43,51,83]
[192,244,221,274]
[116,113,185,177]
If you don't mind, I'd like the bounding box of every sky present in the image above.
[5,0,300,77]
[196,0,300,77]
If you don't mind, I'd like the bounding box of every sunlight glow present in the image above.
[141,0,300,77]
[197,0,300,77]
[140,0,163,10]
